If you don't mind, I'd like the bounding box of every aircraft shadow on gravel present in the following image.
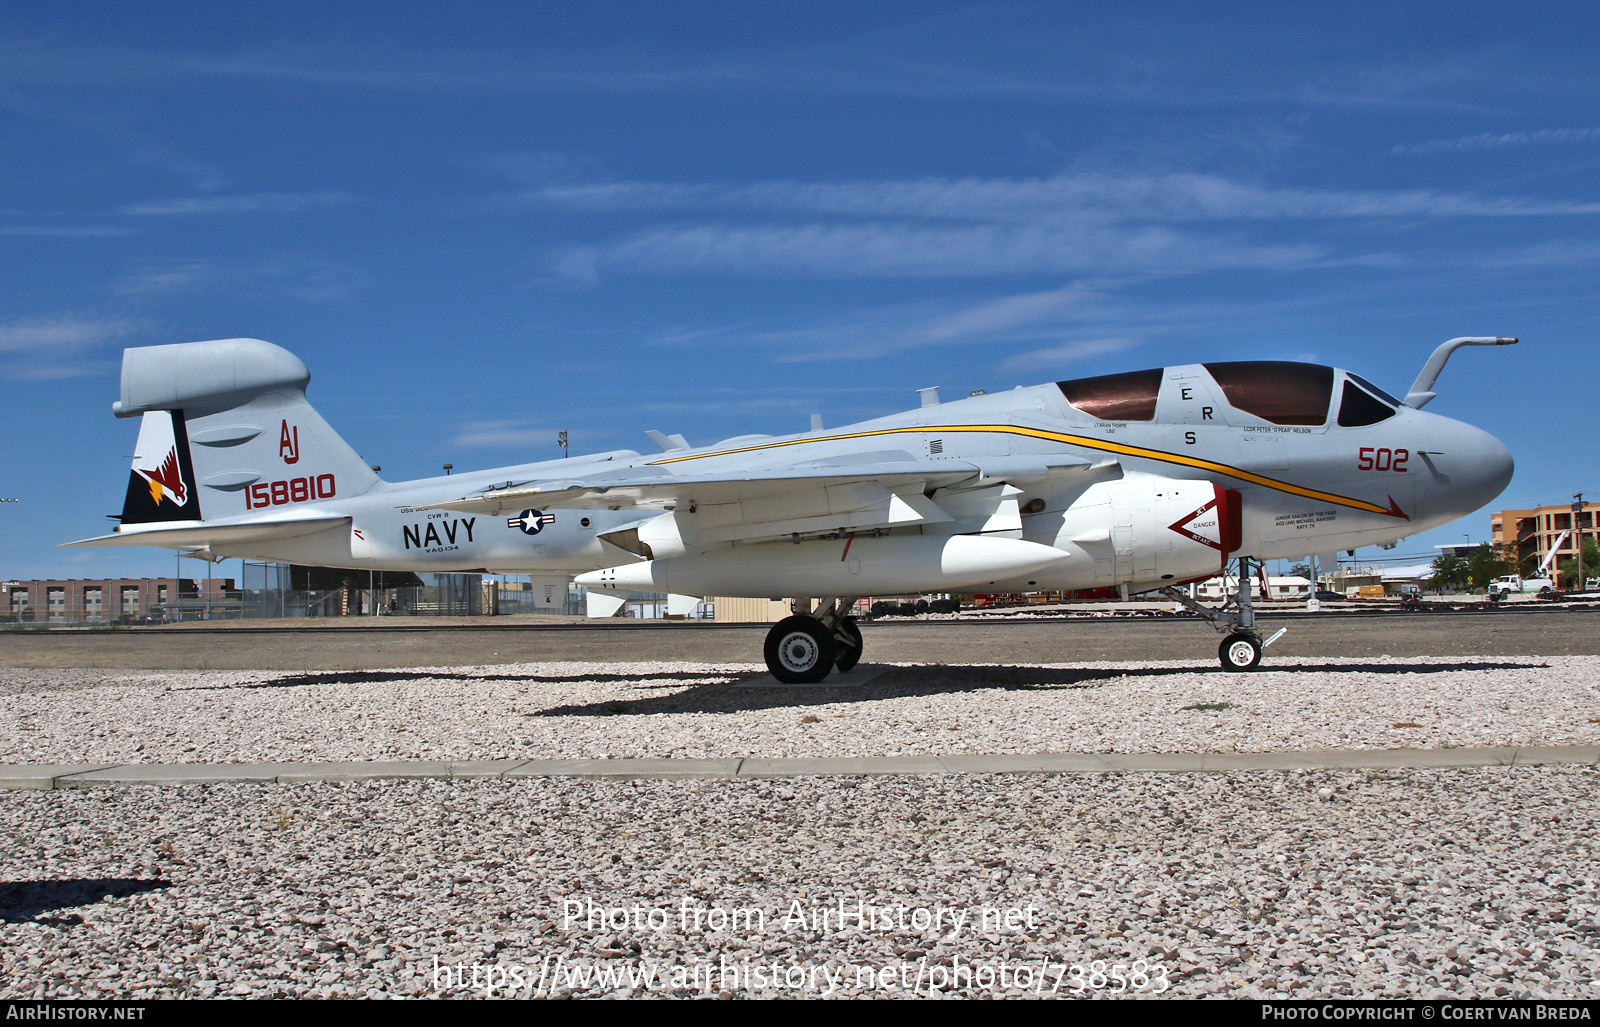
[519,659,1548,718]
[0,877,173,927]
[198,669,748,690]
[209,658,1547,699]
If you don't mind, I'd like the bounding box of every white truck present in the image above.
[1487,573,1553,597]
[1487,530,1567,599]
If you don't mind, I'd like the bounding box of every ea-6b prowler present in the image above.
[68,336,1515,680]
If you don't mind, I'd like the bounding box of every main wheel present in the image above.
[834,616,863,672]
[1219,632,1262,672]
[764,616,836,684]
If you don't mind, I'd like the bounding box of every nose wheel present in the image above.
[1219,632,1262,672]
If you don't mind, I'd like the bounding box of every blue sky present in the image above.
[3,1,1596,580]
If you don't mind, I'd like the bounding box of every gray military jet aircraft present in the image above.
[68,336,1515,680]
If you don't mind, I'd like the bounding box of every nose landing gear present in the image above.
[1162,556,1286,672]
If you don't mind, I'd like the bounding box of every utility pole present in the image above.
[1575,493,1586,590]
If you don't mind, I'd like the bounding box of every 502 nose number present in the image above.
[1357,447,1408,472]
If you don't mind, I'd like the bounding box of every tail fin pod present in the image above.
[114,339,382,523]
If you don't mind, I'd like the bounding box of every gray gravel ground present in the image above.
[3,654,1598,999]
[2,770,1597,999]
[2,656,1597,762]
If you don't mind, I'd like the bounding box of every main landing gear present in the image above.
[1161,556,1287,672]
[763,597,862,683]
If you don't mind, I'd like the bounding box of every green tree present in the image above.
[1463,544,1513,591]
[1430,553,1467,592]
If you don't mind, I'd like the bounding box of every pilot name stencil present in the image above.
[1274,509,1338,530]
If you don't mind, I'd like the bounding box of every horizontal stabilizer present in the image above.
[62,514,349,550]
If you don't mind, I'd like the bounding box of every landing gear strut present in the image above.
[1161,556,1286,672]
[763,597,860,683]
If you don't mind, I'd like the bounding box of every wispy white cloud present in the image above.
[442,420,606,452]
[0,85,227,191]
[530,171,1599,283]
[0,225,137,237]
[0,315,146,354]
[520,172,1600,223]
[4,360,118,381]
[0,43,762,96]
[1447,239,1600,268]
[723,282,1126,363]
[119,191,355,216]
[558,221,1331,280]
[1395,127,1600,155]
[898,282,1106,346]
[998,337,1142,374]
[110,255,369,300]
[444,419,555,450]
[0,315,148,381]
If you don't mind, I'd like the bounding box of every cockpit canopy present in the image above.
[1055,368,1162,421]
[1336,373,1400,427]
[1055,361,1398,426]
[1204,362,1332,425]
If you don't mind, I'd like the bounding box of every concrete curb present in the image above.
[1,745,1595,789]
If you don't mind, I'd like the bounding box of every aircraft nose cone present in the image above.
[1471,429,1514,506]
[1444,423,1515,514]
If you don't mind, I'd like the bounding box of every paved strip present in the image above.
[1,745,1594,789]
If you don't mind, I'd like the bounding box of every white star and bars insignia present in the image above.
[508,509,556,535]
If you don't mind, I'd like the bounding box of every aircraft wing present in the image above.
[63,514,349,549]
[424,455,1110,544]
[427,455,1103,515]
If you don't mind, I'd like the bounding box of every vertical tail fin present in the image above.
[114,339,382,522]
[120,410,202,525]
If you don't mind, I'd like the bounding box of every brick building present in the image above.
[1491,503,1597,587]
[2,578,234,624]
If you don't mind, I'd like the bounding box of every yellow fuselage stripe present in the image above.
[648,424,1394,518]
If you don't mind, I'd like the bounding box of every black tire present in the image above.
[834,616,863,672]
[764,616,835,684]
[1219,632,1262,672]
